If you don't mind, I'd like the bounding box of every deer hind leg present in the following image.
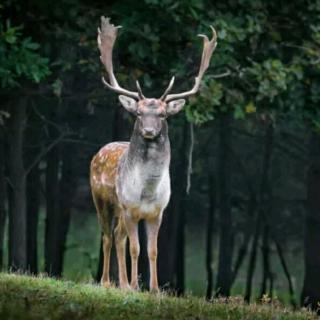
[114,214,130,289]
[145,215,162,293]
[124,214,140,290]
[93,195,113,288]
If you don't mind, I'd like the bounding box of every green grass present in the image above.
[0,273,316,320]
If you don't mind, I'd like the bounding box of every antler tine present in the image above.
[136,80,145,99]
[164,26,217,102]
[98,16,140,100]
[159,76,175,101]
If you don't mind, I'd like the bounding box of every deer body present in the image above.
[91,17,217,292]
[91,103,172,291]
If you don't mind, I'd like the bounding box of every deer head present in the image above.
[97,16,217,139]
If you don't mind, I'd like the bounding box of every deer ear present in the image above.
[118,95,138,113]
[166,99,186,116]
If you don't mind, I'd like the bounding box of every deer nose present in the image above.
[142,127,156,138]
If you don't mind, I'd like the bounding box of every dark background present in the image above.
[1,0,320,311]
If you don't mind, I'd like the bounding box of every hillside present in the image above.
[0,273,316,320]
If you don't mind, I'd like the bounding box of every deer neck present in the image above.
[126,119,170,169]
[116,119,171,208]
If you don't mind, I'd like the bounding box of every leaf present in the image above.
[245,101,256,114]
[234,105,245,120]
[23,39,40,50]
[0,110,10,118]
[52,79,63,98]
[218,29,227,40]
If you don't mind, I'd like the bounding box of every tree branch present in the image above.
[24,131,67,176]
[186,122,194,194]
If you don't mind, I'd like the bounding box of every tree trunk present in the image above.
[45,140,76,277]
[158,202,177,288]
[25,109,41,274]
[245,121,274,302]
[230,193,256,286]
[206,173,216,300]
[7,100,27,271]
[173,120,191,295]
[177,122,194,294]
[56,143,76,276]
[26,163,40,274]
[45,143,61,276]
[301,131,320,310]
[260,223,272,298]
[216,113,233,297]
[244,210,261,302]
[158,120,189,292]
[274,239,296,307]
[0,127,7,270]
[175,197,186,296]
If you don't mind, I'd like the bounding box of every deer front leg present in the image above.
[114,217,130,289]
[124,214,140,290]
[145,215,162,293]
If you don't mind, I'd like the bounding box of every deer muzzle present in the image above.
[142,127,157,139]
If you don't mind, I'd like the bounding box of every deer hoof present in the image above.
[150,287,160,294]
[119,283,131,290]
[130,282,140,291]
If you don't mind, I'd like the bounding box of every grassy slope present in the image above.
[2,213,303,302]
[0,274,316,320]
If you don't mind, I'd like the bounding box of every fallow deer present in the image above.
[90,16,217,292]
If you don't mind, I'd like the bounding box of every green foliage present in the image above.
[2,0,315,127]
[186,79,223,124]
[247,59,289,102]
[160,0,320,125]
[0,273,316,320]
[1,0,320,127]
[0,19,50,88]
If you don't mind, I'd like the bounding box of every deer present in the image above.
[90,16,217,293]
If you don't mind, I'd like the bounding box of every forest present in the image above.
[0,0,320,316]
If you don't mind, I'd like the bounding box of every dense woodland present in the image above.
[1,0,320,312]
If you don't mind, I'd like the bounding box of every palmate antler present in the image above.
[98,16,217,102]
[98,16,145,100]
[160,26,217,102]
